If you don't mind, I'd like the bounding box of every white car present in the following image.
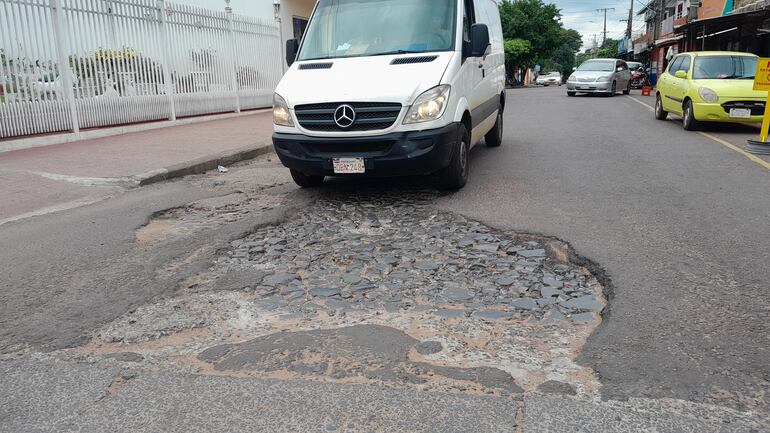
[272,0,506,190]
[536,72,562,86]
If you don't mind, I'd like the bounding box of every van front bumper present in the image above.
[272,123,461,177]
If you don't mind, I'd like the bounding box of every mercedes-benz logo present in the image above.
[334,104,356,128]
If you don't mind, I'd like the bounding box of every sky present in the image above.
[187,0,646,51]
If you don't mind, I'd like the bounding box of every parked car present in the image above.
[566,58,632,97]
[273,0,506,190]
[655,51,763,131]
[536,71,562,86]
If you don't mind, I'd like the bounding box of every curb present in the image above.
[137,142,274,186]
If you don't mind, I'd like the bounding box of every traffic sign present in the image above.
[753,57,770,91]
[751,58,770,145]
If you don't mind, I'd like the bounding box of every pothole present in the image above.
[80,191,607,398]
[135,192,284,244]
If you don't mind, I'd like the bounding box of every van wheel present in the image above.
[682,100,699,131]
[290,169,324,188]
[623,81,631,95]
[607,81,616,97]
[567,91,576,97]
[655,94,668,120]
[439,124,470,190]
[485,109,503,148]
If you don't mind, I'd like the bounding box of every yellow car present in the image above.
[655,51,766,130]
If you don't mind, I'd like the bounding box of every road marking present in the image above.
[697,132,770,170]
[629,95,654,112]
[628,96,770,171]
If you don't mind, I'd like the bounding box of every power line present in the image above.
[596,7,616,45]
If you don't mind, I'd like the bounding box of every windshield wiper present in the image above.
[302,56,337,61]
[371,50,426,56]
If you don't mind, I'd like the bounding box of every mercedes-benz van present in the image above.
[272,0,505,190]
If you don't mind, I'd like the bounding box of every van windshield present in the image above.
[297,0,457,61]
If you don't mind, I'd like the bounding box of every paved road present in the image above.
[440,85,770,412]
[1,86,768,432]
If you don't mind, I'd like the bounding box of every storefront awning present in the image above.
[655,35,683,46]
[675,8,769,35]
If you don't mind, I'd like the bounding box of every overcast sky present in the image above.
[188,0,644,50]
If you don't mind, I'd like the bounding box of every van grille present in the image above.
[294,102,402,132]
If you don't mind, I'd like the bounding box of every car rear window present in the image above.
[693,56,757,80]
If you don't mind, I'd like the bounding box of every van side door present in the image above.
[473,0,504,136]
[457,0,485,144]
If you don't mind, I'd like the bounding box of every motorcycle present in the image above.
[630,67,648,89]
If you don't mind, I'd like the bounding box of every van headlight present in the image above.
[568,74,576,82]
[404,85,451,124]
[273,93,294,127]
[698,87,719,103]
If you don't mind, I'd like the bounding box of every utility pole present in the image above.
[626,0,634,38]
[597,7,616,45]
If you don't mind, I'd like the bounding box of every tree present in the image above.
[596,38,618,59]
[504,38,532,67]
[499,0,564,63]
[561,29,583,52]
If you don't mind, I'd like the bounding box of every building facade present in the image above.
[631,0,770,84]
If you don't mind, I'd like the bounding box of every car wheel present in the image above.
[623,81,631,95]
[485,108,503,148]
[607,81,616,97]
[655,94,668,120]
[682,100,699,131]
[290,169,325,188]
[567,91,576,97]
[439,124,470,190]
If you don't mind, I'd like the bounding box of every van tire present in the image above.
[567,91,576,97]
[290,169,325,188]
[485,109,503,148]
[439,124,470,190]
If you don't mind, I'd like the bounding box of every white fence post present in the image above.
[50,0,79,133]
[227,11,240,113]
[157,0,176,121]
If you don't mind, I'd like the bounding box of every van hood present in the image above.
[693,79,768,99]
[275,52,455,107]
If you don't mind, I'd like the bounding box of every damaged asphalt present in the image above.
[2,118,770,432]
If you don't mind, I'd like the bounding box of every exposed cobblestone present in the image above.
[215,191,603,323]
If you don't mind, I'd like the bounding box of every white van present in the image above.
[272,0,505,189]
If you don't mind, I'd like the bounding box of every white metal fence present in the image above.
[0,0,282,139]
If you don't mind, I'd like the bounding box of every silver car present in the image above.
[566,58,632,97]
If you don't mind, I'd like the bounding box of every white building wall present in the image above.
[278,0,317,67]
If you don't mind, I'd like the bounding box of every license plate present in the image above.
[729,108,751,119]
[333,157,365,174]
[579,85,590,90]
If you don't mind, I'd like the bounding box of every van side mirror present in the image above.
[470,24,490,58]
[286,39,299,67]
[675,70,687,79]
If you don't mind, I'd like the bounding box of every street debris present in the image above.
[217,165,229,173]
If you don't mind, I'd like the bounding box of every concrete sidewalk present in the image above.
[0,111,274,225]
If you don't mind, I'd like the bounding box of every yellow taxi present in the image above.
[655,51,766,130]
